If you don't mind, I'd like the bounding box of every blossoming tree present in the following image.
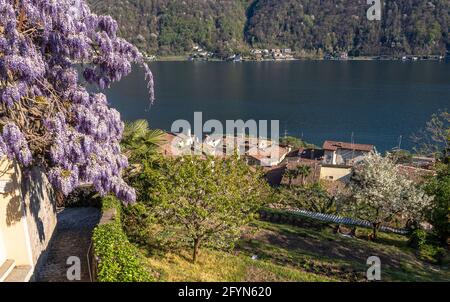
[341,153,433,239]
[132,155,272,263]
[0,0,154,203]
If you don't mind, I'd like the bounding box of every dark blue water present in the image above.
[104,61,450,152]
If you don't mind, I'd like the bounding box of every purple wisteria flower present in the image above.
[0,0,155,203]
[1,124,32,166]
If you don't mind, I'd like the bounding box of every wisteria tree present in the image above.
[340,153,433,239]
[0,0,154,203]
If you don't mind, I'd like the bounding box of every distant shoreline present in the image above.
[150,55,447,63]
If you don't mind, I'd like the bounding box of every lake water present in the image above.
[104,61,450,152]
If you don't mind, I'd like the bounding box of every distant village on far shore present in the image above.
[145,44,449,62]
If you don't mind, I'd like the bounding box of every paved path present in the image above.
[35,208,101,282]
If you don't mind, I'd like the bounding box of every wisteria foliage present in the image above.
[0,0,155,203]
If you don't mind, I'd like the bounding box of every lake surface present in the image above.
[104,61,450,152]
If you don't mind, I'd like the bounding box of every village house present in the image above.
[320,164,353,182]
[397,165,437,184]
[160,131,197,157]
[281,48,294,59]
[322,140,375,166]
[319,140,374,182]
[246,144,290,167]
[410,156,436,170]
[219,135,289,167]
[251,49,263,60]
[249,49,274,61]
[282,149,353,183]
[266,48,294,60]
[288,148,325,161]
[340,52,349,60]
[201,135,223,157]
[160,132,289,167]
[226,54,242,62]
[176,131,196,150]
[271,49,283,60]
[189,45,214,61]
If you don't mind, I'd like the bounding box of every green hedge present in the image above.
[92,196,153,282]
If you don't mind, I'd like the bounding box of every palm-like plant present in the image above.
[121,120,165,163]
[283,169,298,187]
[297,165,312,185]
[284,164,312,187]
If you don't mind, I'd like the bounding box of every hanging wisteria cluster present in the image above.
[0,0,155,203]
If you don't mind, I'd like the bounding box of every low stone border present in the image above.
[260,208,408,235]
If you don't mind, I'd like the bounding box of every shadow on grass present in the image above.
[238,221,450,282]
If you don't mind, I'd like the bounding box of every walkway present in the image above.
[35,207,101,282]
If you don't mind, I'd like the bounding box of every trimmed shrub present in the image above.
[408,229,428,249]
[408,228,448,265]
[417,244,448,265]
[92,196,153,282]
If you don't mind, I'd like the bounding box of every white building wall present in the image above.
[320,166,353,182]
[0,160,31,267]
[0,158,57,278]
[21,167,57,267]
[0,231,6,265]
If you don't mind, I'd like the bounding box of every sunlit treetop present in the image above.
[0,0,155,203]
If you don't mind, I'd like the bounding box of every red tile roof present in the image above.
[323,141,374,152]
[397,165,436,183]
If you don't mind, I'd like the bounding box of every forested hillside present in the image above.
[87,0,251,56]
[246,0,450,57]
[88,0,449,57]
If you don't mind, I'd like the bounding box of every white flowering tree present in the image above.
[341,153,433,239]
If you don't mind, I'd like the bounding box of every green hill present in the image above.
[88,0,450,57]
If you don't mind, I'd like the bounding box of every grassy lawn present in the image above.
[240,221,450,282]
[156,55,188,61]
[144,248,334,282]
[141,221,450,282]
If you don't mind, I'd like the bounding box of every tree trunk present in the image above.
[333,224,340,234]
[192,238,201,264]
[371,223,381,241]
